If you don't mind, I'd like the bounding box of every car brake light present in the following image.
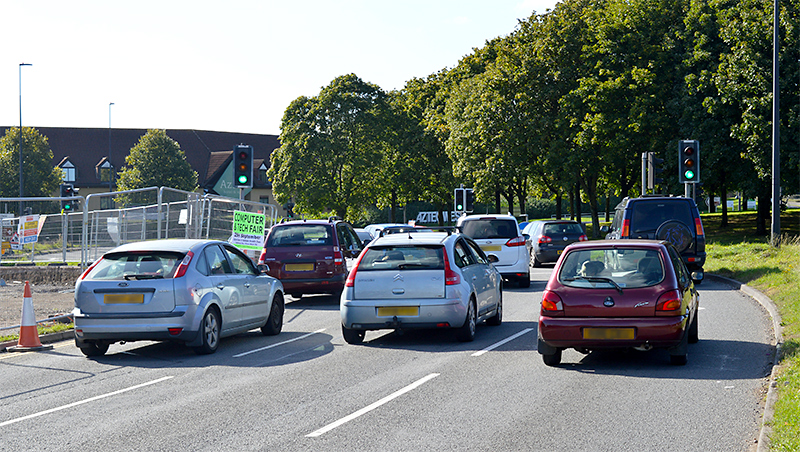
[538,235,552,244]
[506,236,526,247]
[168,328,183,336]
[579,235,588,242]
[656,290,682,313]
[621,219,630,238]
[694,217,704,236]
[334,246,344,266]
[345,250,368,287]
[541,290,564,314]
[174,251,194,278]
[257,248,266,265]
[442,248,461,285]
[79,258,103,281]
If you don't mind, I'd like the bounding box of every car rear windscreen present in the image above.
[631,201,694,234]
[543,223,584,235]
[357,246,444,271]
[267,225,333,247]
[87,251,185,280]
[461,219,518,239]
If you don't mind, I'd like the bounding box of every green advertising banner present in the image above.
[230,210,266,250]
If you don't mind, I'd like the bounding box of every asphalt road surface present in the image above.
[0,267,774,451]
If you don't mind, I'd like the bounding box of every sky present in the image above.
[1,0,558,136]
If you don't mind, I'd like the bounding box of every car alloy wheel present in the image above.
[193,308,220,355]
[456,300,477,342]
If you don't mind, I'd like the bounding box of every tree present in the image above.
[269,74,387,220]
[116,129,198,205]
[0,127,63,209]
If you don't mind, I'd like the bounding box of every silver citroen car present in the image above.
[73,239,285,356]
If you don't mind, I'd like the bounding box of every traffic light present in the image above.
[454,187,466,212]
[233,145,253,189]
[678,140,700,183]
[647,152,664,190]
[465,188,475,213]
[60,183,75,211]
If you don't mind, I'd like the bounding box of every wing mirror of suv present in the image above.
[600,225,610,234]
[487,254,500,264]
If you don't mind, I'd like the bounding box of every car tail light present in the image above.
[257,248,267,265]
[541,290,564,315]
[345,249,368,287]
[334,246,344,266]
[579,235,588,242]
[506,236,526,247]
[656,290,682,314]
[694,217,704,236]
[174,251,194,278]
[79,258,103,281]
[168,328,183,336]
[538,235,552,244]
[442,248,461,285]
[621,219,630,238]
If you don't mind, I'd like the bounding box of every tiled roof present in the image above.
[0,126,279,189]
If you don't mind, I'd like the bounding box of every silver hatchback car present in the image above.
[73,239,285,356]
[340,230,503,344]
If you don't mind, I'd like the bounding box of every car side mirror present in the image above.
[487,254,500,264]
[691,270,704,284]
[257,264,268,273]
[523,234,530,241]
[600,225,610,234]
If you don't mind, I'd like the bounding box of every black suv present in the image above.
[603,196,706,282]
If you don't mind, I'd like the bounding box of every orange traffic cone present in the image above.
[8,281,53,352]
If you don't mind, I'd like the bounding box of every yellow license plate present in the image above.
[481,245,502,252]
[285,263,314,271]
[377,307,419,317]
[583,328,635,340]
[104,293,144,304]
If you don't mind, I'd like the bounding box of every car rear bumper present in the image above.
[538,314,688,349]
[279,274,346,294]
[341,299,467,330]
[73,306,200,343]
[533,249,563,264]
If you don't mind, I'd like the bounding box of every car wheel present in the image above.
[688,311,699,344]
[542,349,562,366]
[669,328,689,365]
[261,292,284,336]
[532,254,542,268]
[79,341,109,357]
[290,293,303,300]
[519,273,531,288]
[656,220,693,253]
[487,292,503,326]
[456,300,477,342]
[341,325,365,344]
[193,308,220,355]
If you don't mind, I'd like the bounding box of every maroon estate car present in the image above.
[537,239,699,366]
[258,219,364,299]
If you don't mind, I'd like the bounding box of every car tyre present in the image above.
[79,341,109,357]
[542,349,562,366]
[519,273,531,288]
[532,254,542,268]
[261,292,284,336]
[193,308,220,355]
[456,300,477,342]
[669,328,689,365]
[341,325,365,344]
[487,292,503,326]
[688,311,699,344]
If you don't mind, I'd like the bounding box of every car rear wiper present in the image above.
[124,274,164,280]
[565,276,623,294]
[397,263,427,269]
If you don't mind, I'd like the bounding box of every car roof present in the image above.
[457,214,518,223]
[368,232,452,247]
[564,239,668,251]
[108,239,223,254]
[272,219,337,227]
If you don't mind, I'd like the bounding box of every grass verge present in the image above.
[0,322,73,343]
[702,210,799,451]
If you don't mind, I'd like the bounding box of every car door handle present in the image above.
[216,283,225,290]
[244,283,251,288]
[472,276,478,281]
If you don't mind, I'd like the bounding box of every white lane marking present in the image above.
[306,373,440,437]
[471,328,534,357]
[233,328,326,358]
[0,376,174,427]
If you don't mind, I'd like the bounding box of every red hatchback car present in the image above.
[537,240,699,366]
[257,219,364,299]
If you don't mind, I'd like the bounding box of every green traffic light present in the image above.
[237,175,249,184]
[457,204,463,210]
[684,170,695,180]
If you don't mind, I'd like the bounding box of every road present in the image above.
[0,268,774,451]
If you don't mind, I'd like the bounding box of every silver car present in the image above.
[340,230,503,344]
[73,239,285,356]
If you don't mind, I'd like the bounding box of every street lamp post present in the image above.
[109,102,114,192]
[19,62,32,214]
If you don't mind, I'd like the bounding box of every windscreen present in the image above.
[461,219,518,239]
[559,248,664,288]
[267,225,333,247]
[357,246,444,271]
[86,251,185,280]
[543,223,584,235]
